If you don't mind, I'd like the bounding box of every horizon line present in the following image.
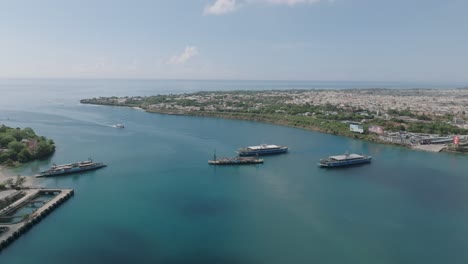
[0,77,466,85]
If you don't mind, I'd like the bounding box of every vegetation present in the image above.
[0,125,55,166]
[81,92,468,142]
[406,121,467,135]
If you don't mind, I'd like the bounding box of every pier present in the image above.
[0,189,74,252]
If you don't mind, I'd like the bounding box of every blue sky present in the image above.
[0,0,467,82]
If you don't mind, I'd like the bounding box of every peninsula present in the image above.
[81,88,468,153]
[0,125,55,167]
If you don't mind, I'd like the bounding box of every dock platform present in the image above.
[0,189,74,252]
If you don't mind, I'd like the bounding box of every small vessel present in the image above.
[113,124,125,128]
[35,159,107,177]
[318,153,371,168]
[237,144,288,156]
[208,156,264,165]
[208,151,263,165]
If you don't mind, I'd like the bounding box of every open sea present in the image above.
[0,79,467,264]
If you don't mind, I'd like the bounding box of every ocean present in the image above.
[0,79,467,264]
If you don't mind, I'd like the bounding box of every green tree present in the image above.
[0,135,15,147]
[23,127,35,136]
[0,153,8,163]
[18,148,32,163]
[8,141,26,153]
[14,176,27,189]
[4,178,14,187]
[10,129,23,141]
[6,150,18,161]
[35,141,53,158]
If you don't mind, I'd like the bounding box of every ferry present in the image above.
[35,159,106,177]
[318,153,371,168]
[237,144,288,156]
[208,156,264,165]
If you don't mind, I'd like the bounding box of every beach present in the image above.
[0,166,38,188]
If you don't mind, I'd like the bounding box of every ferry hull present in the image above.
[208,157,264,165]
[36,164,107,178]
[238,147,288,156]
[319,157,371,168]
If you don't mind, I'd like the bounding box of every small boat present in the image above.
[237,144,288,156]
[113,124,124,128]
[318,153,371,168]
[35,159,107,177]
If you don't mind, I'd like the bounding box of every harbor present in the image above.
[0,188,74,252]
[1,80,468,264]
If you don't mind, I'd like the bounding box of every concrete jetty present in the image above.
[0,189,74,252]
[412,144,446,153]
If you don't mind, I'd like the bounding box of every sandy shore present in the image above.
[0,166,38,188]
[0,165,7,178]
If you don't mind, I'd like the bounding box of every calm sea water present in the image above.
[1,79,468,264]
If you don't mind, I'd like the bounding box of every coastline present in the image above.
[121,105,459,154]
[80,93,467,155]
[146,109,468,155]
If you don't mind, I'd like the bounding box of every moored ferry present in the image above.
[35,159,106,177]
[319,153,371,168]
[237,144,288,156]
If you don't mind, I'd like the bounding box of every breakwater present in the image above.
[0,189,74,252]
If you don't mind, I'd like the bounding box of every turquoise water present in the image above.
[1,79,468,263]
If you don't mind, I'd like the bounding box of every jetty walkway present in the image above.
[0,189,74,252]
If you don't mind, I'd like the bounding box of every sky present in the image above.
[0,0,467,83]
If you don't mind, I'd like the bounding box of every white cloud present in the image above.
[203,0,332,15]
[204,0,238,15]
[254,0,334,5]
[264,0,321,5]
[167,46,199,65]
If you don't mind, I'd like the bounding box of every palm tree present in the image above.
[14,175,27,189]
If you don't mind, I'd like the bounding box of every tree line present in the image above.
[0,125,55,165]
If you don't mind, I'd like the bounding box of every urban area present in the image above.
[81,88,468,153]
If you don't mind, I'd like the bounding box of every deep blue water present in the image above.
[0,79,468,264]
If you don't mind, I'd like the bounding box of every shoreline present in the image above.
[115,104,464,154]
[80,99,468,155]
[0,165,37,188]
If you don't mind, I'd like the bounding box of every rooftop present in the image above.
[330,154,365,161]
[248,144,280,150]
